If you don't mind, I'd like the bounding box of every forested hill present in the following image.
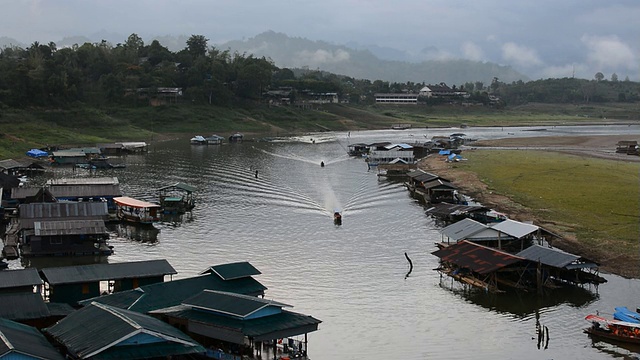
[217,31,527,85]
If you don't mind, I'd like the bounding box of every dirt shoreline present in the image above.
[418,134,640,278]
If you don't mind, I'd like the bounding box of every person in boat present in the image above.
[321,161,325,167]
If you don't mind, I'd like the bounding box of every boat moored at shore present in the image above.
[114,196,161,224]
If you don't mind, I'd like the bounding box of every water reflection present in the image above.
[588,336,640,358]
[440,280,599,318]
[109,223,160,243]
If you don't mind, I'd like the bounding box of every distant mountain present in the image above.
[217,31,529,85]
[0,37,25,48]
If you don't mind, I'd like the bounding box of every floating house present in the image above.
[14,178,122,211]
[150,290,322,360]
[40,259,177,306]
[114,196,161,224]
[156,182,196,214]
[81,261,267,313]
[9,202,111,258]
[516,244,606,285]
[229,133,244,143]
[190,135,207,145]
[0,318,65,360]
[45,302,205,359]
[405,169,459,204]
[367,143,415,166]
[433,240,532,293]
[116,141,148,153]
[425,202,497,225]
[0,268,42,295]
[0,158,46,176]
[23,219,113,257]
[49,150,88,166]
[205,134,225,145]
[347,143,370,156]
[438,217,557,253]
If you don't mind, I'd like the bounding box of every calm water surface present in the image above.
[13,125,640,360]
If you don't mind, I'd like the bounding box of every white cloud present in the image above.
[461,42,484,61]
[581,34,636,69]
[501,42,543,68]
[292,49,351,67]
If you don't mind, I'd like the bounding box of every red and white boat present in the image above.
[114,196,161,224]
[585,314,640,344]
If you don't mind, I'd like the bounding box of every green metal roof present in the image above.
[44,302,204,359]
[0,293,50,321]
[183,290,290,319]
[40,259,177,285]
[156,182,196,193]
[153,307,321,342]
[80,272,267,313]
[0,317,65,360]
[202,261,262,280]
[0,268,42,289]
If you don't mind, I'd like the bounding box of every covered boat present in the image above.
[585,314,640,344]
[190,135,206,145]
[113,196,161,224]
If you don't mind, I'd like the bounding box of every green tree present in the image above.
[186,35,209,58]
[594,72,604,81]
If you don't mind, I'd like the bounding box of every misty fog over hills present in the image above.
[0,31,528,85]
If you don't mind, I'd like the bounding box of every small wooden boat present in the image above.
[114,196,161,224]
[585,314,640,345]
[334,212,342,225]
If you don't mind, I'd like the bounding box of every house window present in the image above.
[132,278,139,288]
[82,283,90,294]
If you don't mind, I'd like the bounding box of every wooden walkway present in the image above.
[2,222,20,259]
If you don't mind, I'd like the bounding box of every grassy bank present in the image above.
[455,150,639,267]
[1,102,638,160]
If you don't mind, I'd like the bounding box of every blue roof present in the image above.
[26,149,48,158]
[439,150,451,155]
[45,303,204,359]
[0,317,65,360]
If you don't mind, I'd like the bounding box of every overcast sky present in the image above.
[2,0,639,80]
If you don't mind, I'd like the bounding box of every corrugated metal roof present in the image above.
[34,219,107,236]
[19,202,109,219]
[40,259,177,285]
[13,185,122,199]
[81,272,267,313]
[0,159,22,169]
[50,184,122,197]
[151,307,321,342]
[0,293,50,320]
[156,182,196,193]
[423,179,456,190]
[0,268,42,289]
[18,202,109,229]
[204,261,262,280]
[183,290,290,319]
[426,203,487,217]
[440,218,488,241]
[46,302,76,317]
[47,177,119,186]
[432,240,526,274]
[516,244,581,268]
[45,303,203,359]
[0,317,65,360]
[490,219,539,239]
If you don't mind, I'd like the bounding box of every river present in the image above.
[11,125,640,359]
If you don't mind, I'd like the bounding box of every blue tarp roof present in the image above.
[439,150,451,155]
[26,149,48,158]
